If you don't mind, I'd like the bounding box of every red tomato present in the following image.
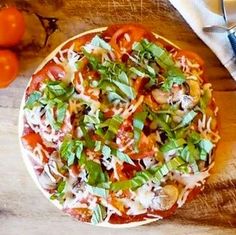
[27,62,65,95]
[133,77,148,93]
[109,24,155,59]
[129,132,155,160]
[64,208,92,222]
[0,7,25,46]
[21,132,54,163]
[21,132,43,149]
[0,50,19,88]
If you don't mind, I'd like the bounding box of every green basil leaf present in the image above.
[200,149,208,161]
[129,67,146,77]
[85,160,107,186]
[84,110,100,125]
[90,35,112,51]
[91,204,106,224]
[24,91,41,109]
[174,110,197,130]
[133,111,147,150]
[113,150,135,166]
[166,156,185,170]
[99,115,123,140]
[80,125,95,148]
[145,105,173,138]
[87,185,108,198]
[107,91,126,102]
[200,85,212,111]
[111,156,184,191]
[60,139,83,166]
[75,140,83,159]
[82,48,99,70]
[102,145,111,159]
[56,102,67,125]
[160,138,186,153]
[57,180,66,193]
[161,69,185,91]
[188,131,201,144]
[94,140,102,152]
[199,139,214,154]
[45,105,61,131]
[112,80,136,100]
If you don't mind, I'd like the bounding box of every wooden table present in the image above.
[0,0,236,234]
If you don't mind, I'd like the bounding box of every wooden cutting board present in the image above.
[0,0,236,234]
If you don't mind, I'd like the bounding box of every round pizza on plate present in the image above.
[19,24,220,227]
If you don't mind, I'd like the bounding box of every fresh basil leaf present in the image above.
[161,69,185,91]
[45,81,74,101]
[85,160,107,186]
[107,91,126,102]
[200,149,208,161]
[80,125,95,148]
[113,150,135,166]
[199,139,214,154]
[91,204,106,224]
[160,138,186,153]
[174,110,197,130]
[166,156,185,170]
[60,139,83,166]
[75,140,83,159]
[56,102,67,124]
[181,144,196,163]
[133,111,147,150]
[199,85,212,111]
[94,141,102,152]
[82,48,99,70]
[129,67,146,77]
[110,180,133,191]
[99,115,123,140]
[87,185,108,198]
[84,110,100,125]
[57,180,66,193]
[24,91,41,109]
[45,105,61,131]
[111,156,184,191]
[112,80,136,100]
[90,35,112,51]
[145,105,173,138]
[188,131,201,144]
[102,145,111,159]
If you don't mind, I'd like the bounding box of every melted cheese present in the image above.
[174,168,211,207]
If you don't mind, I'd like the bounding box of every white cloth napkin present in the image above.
[169,0,236,80]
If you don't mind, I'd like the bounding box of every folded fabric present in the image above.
[169,0,236,80]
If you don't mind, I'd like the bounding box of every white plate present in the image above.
[18,27,179,228]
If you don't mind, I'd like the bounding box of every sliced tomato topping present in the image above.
[21,132,54,163]
[27,62,65,95]
[133,77,148,93]
[21,132,43,149]
[64,208,92,222]
[129,132,155,160]
[108,24,155,59]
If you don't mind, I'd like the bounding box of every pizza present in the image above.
[20,24,220,226]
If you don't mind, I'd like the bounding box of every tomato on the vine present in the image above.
[0,50,19,88]
[0,7,25,46]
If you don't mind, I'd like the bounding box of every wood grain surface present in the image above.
[0,0,236,234]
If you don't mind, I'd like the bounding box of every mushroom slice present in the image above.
[159,185,179,210]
